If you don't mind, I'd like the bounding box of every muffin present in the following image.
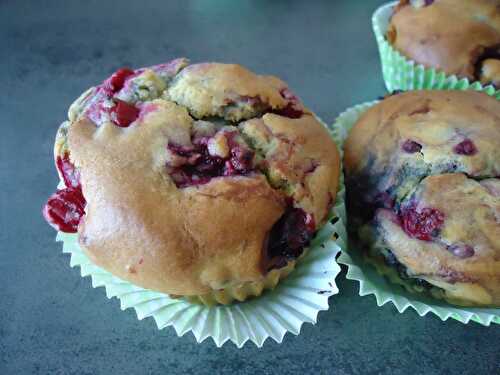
[43,58,340,305]
[387,0,500,86]
[344,90,500,306]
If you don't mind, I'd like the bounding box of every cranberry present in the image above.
[166,133,255,188]
[402,139,422,153]
[110,100,140,127]
[453,139,477,156]
[266,207,315,269]
[279,88,299,102]
[447,244,475,259]
[43,187,86,233]
[273,104,304,119]
[108,68,135,93]
[400,202,444,241]
[56,153,80,189]
[195,153,225,174]
[272,88,303,119]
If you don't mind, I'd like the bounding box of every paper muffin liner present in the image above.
[53,119,346,347]
[373,2,500,99]
[331,101,500,326]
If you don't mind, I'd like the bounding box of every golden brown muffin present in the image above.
[387,0,500,86]
[344,90,500,306]
[43,59,340,304]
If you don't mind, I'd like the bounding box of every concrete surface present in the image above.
[1,0,499,374]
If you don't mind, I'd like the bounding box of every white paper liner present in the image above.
[373,2,500,99]
[53,118,346,347]
[331,101,500,326]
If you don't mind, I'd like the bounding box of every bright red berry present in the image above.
[400,203,444,241]
[56,152,80,189]
[43,187,86,233]
[108,68,135,93]
[111,100,140,127]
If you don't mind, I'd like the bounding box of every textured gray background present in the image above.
[1,1,499,374]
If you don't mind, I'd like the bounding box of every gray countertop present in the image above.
[1,1,499,374]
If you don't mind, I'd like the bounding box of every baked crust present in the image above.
[51,60,339,296]
[241,113,339,223]
[345,90,500,181]
[166,63,293,121]
[344,90,500,306]
[388,0,500,84]
[377,174,500,306]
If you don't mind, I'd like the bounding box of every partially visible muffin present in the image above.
[387,0,500,86]
[344,90,500,306]
[43,59,340,304]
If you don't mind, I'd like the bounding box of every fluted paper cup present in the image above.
[373,2,500,99]
[331,101,500,326]
[52,119,346,347]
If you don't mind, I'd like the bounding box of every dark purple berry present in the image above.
[453,139,477,156]
[402,139,422,153]
[266,207,315,270]
[447,244,475,259]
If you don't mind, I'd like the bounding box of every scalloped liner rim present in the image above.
[332,101,500,327]
[57,220,343,347]
[54,116,345,348]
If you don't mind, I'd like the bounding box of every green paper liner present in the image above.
[373,2,500,99]
[54,118,346,347]
[331,101,500,326]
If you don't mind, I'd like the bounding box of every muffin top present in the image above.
[44,59,340,296]
[344,90,500,218]
[344,90,500,306]
[376,174,500,305]
[387,0,500,85]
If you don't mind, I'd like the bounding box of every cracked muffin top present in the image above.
[387,0,500,86]
[43,58,340,296]
[345,90,500,217]
[344,90,500,306]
